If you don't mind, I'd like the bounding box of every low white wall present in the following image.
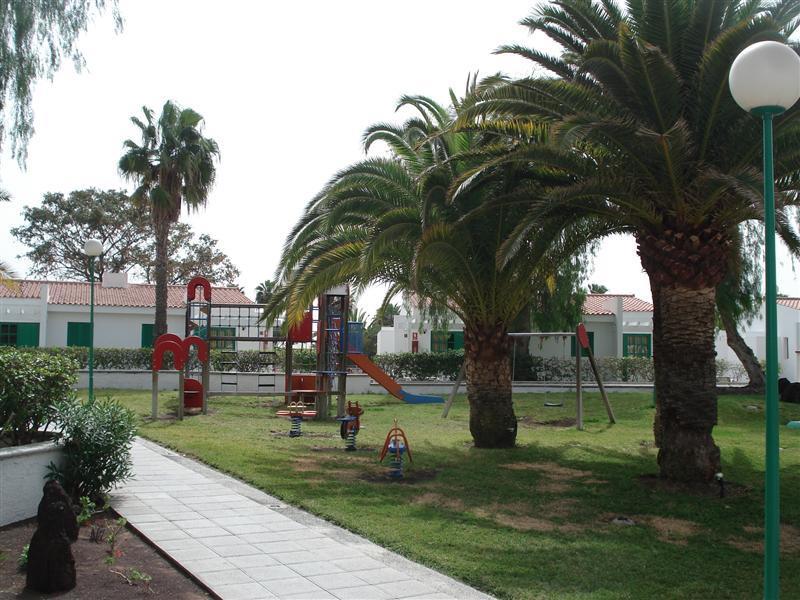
[0,440,65,526]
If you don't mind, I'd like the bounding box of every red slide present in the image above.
[347,353,443,404]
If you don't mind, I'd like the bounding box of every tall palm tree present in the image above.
[119,101,219,336]
[255,279,275,304]
[267,91,591,447]
[459,0,800,480]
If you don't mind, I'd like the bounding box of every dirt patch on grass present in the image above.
[359,468,439,484]
[291,457,323,472]
[540,498,579,518]
[635,515,700,546]
[412,493,466,512]
[309,445,377,452]
[518,417,577,428]
[537,481,572,493]
[0,511,209,599]
[270,431,336,439]
[728,524,800,555]
[471,504,581,534]
[638,474,750,498]
[501,461,593,480]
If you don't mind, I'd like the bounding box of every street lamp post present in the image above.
[83,239,103,402]
[730,41,800,599]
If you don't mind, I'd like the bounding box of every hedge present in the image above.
[6,346,317,373]
[3,346,748,383]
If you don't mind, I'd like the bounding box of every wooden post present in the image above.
[442,362,466,418]
[151,371,158,419]
[338,290,350,418]
[587,346,616,424]
[576,331,583,431]
[316,295,330,419]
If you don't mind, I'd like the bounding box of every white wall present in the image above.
[715,304,800,381]
[46,305,185,348]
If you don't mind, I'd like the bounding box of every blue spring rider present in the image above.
[379,419,413,479]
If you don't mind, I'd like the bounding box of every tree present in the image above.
[0,1,122,164]
[11,189,238,285]
[119,101,220,336]
[131,223,239,286]
[589,284,608,294]
[255,280,275,304]
[716,226,766,392]
[266,90,591,448]
[460,0,800,480]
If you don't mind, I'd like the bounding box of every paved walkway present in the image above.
[110,439,494,600]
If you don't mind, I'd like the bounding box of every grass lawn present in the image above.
[95,387,800,599]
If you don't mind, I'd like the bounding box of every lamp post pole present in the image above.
[89,256,96,402]
[729,40,800,599]
[758,105,781,600]
[83,239,103,403]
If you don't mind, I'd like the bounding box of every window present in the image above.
[141,324,155,348]
[570,331,595,357]
[1,322,40,347]
[431,331,466,353]
[623,333,651,357]
[67,322,91,347]
[210,327,236,350]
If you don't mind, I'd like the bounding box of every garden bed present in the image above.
[0,509,210,599]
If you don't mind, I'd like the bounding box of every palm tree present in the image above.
[255,280,275,304]
[459,0,800,480]
[267,90,590,448]
[119,101,219,336]
[0,259,18,290]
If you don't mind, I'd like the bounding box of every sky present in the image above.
[1,0,798,317]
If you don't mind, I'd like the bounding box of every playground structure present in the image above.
[441,324,615,430]
[150,279,442,420]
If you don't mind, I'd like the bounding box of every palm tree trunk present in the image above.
[463,322,517,448]
[651,283,721,482]
[153,216,170,337]
[721,310,765,392]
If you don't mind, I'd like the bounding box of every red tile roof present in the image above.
[582,294,653,315]
[778,298,800,310]
[0,280,253,308]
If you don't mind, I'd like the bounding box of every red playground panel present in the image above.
[184,378,203,412]
[288,311,313,343]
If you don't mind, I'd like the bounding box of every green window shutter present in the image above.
[0,323,18,346]
[141,324,155,348]
[571,331,595,357]
[67,322,91,347]
[16,323,40,347]
[431,331,447,353]
[623,333,651,357]
[451,331,464,350]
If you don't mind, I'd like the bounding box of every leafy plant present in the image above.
[77,496,97,525]
[18,544,29,571]
[103,517,127,565]
[89,523,106,543]
[0,349,78,445]
[47,397,137,503]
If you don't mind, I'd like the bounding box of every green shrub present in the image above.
[47,397,137,503]
[0,349,78,445]
[374,351,464,381]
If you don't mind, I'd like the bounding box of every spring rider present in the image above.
[276,402,317,437]
[379,419,412,478]
[337,401,364,451]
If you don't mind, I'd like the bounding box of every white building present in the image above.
[0,274,254,350]
[377,294,655,359]
[716,298,800,382]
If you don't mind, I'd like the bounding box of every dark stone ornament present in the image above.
[779,378,800,404]
[26,480,79,593]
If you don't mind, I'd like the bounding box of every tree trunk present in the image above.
[651,284,721,482]
[463,322,517,448]
[153,216,170,337]
[721,310,765,392]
